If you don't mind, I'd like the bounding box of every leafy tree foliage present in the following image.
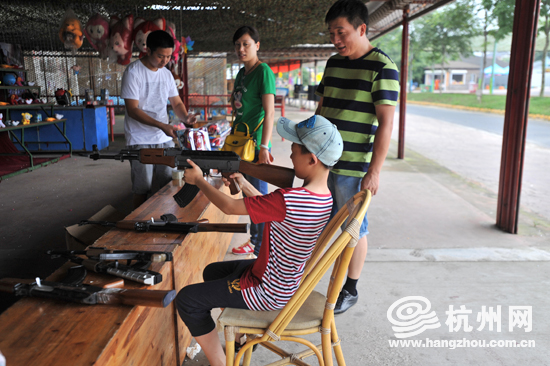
[410,0,479,92]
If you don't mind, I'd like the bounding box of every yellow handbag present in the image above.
[221,120,263,162]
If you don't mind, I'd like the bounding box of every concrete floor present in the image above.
[1,105,550,365]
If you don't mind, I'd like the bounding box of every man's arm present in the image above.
[168,95,197,125]
[183,159,249,216]
[125,99,178,139]
[361,104,395,195]
[258,93,275,164]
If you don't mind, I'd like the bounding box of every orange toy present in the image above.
[59,9,84,50]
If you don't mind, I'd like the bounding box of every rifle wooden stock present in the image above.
[131,148,295,197]
[97,288,176,308]
[235,161,295,195]
[0,278,33,293]
[139,149,177,167]
[0,278,176,308]
[115,220,139,230]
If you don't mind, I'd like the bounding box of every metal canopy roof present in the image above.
[0,0,452,58]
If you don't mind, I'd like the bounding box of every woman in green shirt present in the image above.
[230,25,276,256]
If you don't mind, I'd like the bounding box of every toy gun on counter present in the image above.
[0,265,176,308]
[89,146,295,207]
[78,213,248,234]
[46,247,173,285]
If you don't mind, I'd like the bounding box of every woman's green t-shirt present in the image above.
[232,62,276,149]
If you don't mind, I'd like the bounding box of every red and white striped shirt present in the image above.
[241,187,332,311]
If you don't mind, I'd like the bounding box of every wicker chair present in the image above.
[217,189,372,366]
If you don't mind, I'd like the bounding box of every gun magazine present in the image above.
[106,267,161,286]
[173,184,201,208]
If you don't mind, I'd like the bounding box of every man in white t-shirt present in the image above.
[121,30,196,208]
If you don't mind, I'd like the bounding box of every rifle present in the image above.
[0,266,176,308]
[89,146,295,207]
[78,213,248,234]
[47,247,172,285]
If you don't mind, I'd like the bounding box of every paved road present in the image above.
[405,104,550,148]
[396,104,550,224]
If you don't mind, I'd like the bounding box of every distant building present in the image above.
[423,55,510,91]
[424,60,479,91]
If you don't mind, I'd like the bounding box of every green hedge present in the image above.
[406,93,550,117]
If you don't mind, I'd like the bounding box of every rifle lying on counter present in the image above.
[47,247,173,285]
[0,265,176,308]
[89,146,295,207]
[78,213,248,234]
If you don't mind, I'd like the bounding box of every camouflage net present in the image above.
[1,0,450,53]
[0,0,450,102]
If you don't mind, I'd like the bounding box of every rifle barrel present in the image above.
[194,223,249,233]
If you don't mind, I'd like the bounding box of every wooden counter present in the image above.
[0,177,239,366]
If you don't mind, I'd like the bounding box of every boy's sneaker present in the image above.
[232,241,254,255]
[334,289,358,314]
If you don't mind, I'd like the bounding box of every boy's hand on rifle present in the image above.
[222,172,246,190]
[182,159,204,185]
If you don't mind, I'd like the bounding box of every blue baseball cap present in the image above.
[277,115,343,166]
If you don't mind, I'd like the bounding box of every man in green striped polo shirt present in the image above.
[315,0,399,314]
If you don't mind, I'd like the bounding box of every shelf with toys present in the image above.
[0,67,54,125]
[0,85,41,90]
[0,117,71,179]
[0,67,73,179]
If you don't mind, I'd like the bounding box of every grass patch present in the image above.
[407,93,550,117]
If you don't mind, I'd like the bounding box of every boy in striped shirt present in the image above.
[176,115,343,366]
[315,0,400,314]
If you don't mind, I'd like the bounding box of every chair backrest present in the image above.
[264,189,372,339]
[302,189,371,278]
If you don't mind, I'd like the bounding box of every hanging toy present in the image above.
[165,21,180,67]
[133,17,166,58]
[84,13,110,59]
[183,36,194,54]
[59,9,84,50]
[172,69,183,89]
[71,65,81,75]
[109,14,134,66]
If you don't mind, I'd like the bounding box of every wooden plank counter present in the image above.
[0,177,239,366]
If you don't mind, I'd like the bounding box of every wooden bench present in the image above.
[0,177,239,366]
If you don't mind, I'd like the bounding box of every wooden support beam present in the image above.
[398,6,409,159]
[496,0,541,233]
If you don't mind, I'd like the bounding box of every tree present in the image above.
[476,0,515,101]
[415,0,480,93]
[372,25,429,92]
[539,0,550,97]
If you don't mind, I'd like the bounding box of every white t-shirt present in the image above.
[121,59,179,145]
